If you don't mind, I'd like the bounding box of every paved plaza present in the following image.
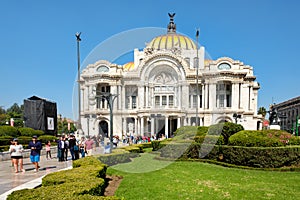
[0,147,104,200]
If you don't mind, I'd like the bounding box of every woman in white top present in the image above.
[9,138,25,173]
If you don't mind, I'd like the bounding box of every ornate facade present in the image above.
[79,14,262,138]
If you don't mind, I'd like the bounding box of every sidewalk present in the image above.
[0,147,104,200]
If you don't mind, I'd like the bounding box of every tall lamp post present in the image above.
[100,92,117,153]
[75,32,82,134]
[195,29,200,126]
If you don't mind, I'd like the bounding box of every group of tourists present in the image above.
[56,134,94,162]
[9,135,42,173]
[8,134,97,174]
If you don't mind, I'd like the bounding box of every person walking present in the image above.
[57,136,66,162]
[64,136,69,161]
[45,140,52,160]
[9,138,25,173]
[79,136,86,158]
[85,136,94,156]
[68,134,76,160]
[28,135,42,172]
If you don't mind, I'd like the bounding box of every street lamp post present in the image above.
[100,92,117,153]
[75,32,82,134]
[195,29,200,126]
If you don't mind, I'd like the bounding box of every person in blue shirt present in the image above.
[28,135,42,172]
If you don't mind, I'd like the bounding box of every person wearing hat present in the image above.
[28,135,42,172]
[9,138,25,173]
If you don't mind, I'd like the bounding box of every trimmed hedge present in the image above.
[194,135,224,145]
[0,136,14,145]
[18,127,44,137]
[0,126,18,137]
[158,143,300,168]
[99,152,139,166]
[228,129,300,147]
[7,156,121,200]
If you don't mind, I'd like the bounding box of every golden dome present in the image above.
[147,34,197,50]
[123,62,134,71]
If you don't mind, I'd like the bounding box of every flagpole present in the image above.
[75,32,82,134]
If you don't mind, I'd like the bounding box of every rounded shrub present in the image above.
[228,129,296,147]
[196,126,209,136]
[38,135,57,144]
[18,127,44,137]
[208,122,244,144]
[0,126,19,137]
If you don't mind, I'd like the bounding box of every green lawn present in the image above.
[107,153,300,200]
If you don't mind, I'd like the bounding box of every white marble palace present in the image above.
[79,14,262,138]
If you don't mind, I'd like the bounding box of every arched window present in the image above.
[216,82,232,108]
[96,84,110,109]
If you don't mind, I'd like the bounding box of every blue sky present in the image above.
[0,0,299,119]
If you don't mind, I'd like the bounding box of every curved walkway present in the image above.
[0,147,104,200]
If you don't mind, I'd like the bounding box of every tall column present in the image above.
[248,86,253,111]
[201,84,205,109]
[177,117,181,129]
[165,116,169,138]
[184,116,188,126]
[123,117,127,135]
[86,85,92,111]
[209,83,216,110]
[118,85,122,110]
[137,117,141,135]
[178,85,182,109]
[151,117,155,136]
[134,117,138,135]
[231,83,239,110]
[145,86,149,108]
[104,99,108,109]
[204,84,209,109]
[122,86,126,110]
[111,85,118,111]
[166,95,169,108]
[100,99,103,109]
[81,88,84,114]
[138,85,144,108]
[175,87,178,107]
[129,96,132,109]
[141,117,144,136]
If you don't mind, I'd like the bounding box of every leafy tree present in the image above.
[7,103,23,114]
[258,107,267,118]
[57,117,77,135]
[0,106,7,125]
[208,122,244,144]
[5,103,24,127]
[0,106,5,114]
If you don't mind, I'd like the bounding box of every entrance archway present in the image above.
[99,121,108,139]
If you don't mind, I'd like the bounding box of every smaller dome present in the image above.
[123,62,134,71]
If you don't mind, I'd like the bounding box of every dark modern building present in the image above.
[24,96,57,135]
[272,96,300,133]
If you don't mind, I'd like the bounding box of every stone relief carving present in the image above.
[154,72,175,84]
